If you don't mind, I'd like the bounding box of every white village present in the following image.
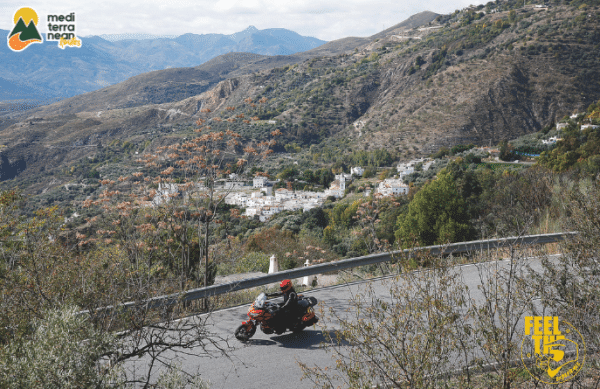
[150,157,446,222]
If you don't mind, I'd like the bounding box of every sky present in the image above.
[1,0,485,41]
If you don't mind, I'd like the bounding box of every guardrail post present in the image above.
[268,254,279,274]
[302,259,316,286]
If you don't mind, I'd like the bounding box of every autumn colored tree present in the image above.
[84,100,280,297]
[351,197,393,255]
[144,108,279,291]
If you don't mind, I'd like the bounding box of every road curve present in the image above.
[129,254,557,388]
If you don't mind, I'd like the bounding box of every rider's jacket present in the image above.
[281,289,297,310]
[267,288,298,311]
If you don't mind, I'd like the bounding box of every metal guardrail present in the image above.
[80,232,577,314]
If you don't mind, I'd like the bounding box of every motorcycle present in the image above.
[234,292,319,341]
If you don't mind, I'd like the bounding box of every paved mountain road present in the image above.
[128,255,557,388]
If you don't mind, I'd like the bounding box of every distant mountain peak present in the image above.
[228,25,261,42]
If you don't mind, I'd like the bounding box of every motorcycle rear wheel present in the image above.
[235,325,251,341]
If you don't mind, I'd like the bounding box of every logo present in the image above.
[7,7,82,51]
[7,7,43,52]
[521,316,586,384]
[46,12,81,49]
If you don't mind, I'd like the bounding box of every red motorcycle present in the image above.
[234,292,318,341]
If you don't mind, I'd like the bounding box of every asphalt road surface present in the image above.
[128,254,558,388]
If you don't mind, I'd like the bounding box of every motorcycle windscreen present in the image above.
[254,292,267,309]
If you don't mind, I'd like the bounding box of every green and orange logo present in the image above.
[7,7,43,52]
[521,316,586,384]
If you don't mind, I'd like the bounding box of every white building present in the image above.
[397,158,433,179]
[335,173,352,182]
[253,176,269,188]
[262,206,283,215]
[397,163,414,178]
[542,136,562,145]
[351,166,364,176]
[282,200,303,211]
[245,207,259,217]
[376,178,409,196]
[556,123,569,131]
[260,186,273,196]
[263,195,275,205]
[581,124,600,131]
[225,192,248,206]
[241,187,328,221]
[325,175,347,198]
[274,188,292,201]
[303,200,321,212]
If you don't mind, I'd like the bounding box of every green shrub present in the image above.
[0,307,119,389]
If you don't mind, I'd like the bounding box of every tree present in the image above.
[431,146,450,159]
[395,169,475,247]
[112,107,280,296]
[277,165,299,180]
[499,140,516,161]
[464,152,481,164]
[479,167,553,237]
[347,197,408,259]
[362,166,376,178]
[450,143,475,155]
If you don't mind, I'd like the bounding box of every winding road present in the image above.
[128,254,559,388]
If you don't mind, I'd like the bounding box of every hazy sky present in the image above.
[1,0,485,41]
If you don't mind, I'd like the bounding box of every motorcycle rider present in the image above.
[267,279,298,331]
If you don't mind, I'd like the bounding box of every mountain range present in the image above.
[0,25,326,103]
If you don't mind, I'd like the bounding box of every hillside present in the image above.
[3,42,371,119]
[228,2,600,156]
[1,3,600,199]
[4,12,440,119]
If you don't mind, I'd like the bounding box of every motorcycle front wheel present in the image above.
[235,325,251,341]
